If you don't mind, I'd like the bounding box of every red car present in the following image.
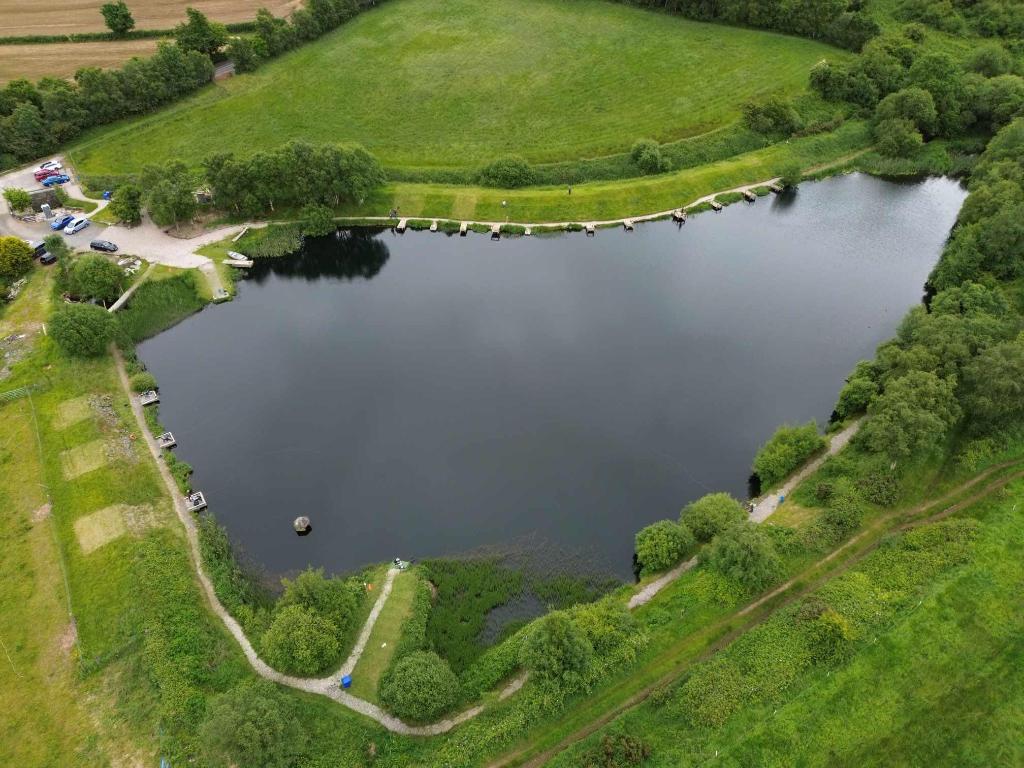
[34,168,59,182]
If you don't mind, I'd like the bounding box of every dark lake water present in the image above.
[139,174,966,578]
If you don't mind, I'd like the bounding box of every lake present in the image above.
[138,174,966,578]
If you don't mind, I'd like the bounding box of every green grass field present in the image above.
[69,0,844,175]
[348,570,419,702]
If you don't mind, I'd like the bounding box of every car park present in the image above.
[41,174,70,187]
[89,239,118,253]
[51,214,75,230]
[64,217,89,234]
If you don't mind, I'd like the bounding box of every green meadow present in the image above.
[69,0,845,175]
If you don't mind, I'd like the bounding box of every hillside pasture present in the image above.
[0,0,295,37]
[70,0,845,175]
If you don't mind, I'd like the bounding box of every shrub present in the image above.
[278,567,362,637]
[260,604,340,676]
[199,679,307,768]
[520,611,593,685]
[0,235,33,284]
[835,375,878,419]
[571,600,638,656]
[70,254,125,304]
[477,155,536,188]
[860,371,961,460]
[301,203,336,237]
[2,187,32,213]
[579,733,653,767]
[50,303,116,357]
[821,479,865,539]
[378,650,459,721]
[742,96,803,136]
[857,468,900,506]
[752,422,825,489]
[805,607,856,663]
[875,87,938,136]
[702,522,782,593]
[634,520,694,574]
[966,42,1013,78]
[875,117,923,158]
[680,493,747,542]
[779,162,803,188]
[130,371,158,392]
[630,139,670,174]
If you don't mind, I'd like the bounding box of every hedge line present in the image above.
[0,22,255,45]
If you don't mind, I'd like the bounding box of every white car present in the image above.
[63,217,89,235]
[39,160,63,171]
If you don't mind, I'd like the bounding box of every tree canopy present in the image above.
[70,255,124,304]
[260,604,340,676]
[680,492,747,543]
[199,679,307,768]
[378,651,459,721]
[702,522,782,592]
[0,235,33,284]
[635,519,694,574]
[520,611,594,685]
[100,1,135,35]
[49,304,116,357]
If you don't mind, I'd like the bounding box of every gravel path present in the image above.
[749,419,862,523]
[340,568,398,677]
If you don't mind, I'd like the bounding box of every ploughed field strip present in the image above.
[0,40,161,84]
[69,0,843,174]
[0,0,293,36]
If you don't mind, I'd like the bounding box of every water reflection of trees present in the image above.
[248,229,391,283]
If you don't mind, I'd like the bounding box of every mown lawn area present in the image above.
[69,0,846,174]
[348,569,419,702]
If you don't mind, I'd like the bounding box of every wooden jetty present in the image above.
[490,223,501,239]
[622,219,635,231]
[585,223,596,236]
[524,227,532,236]
[156,431,176,449]
[139,390,159,407]
[231,226,249,243]
[185,491,207,513]
[672,209,687,222]
[742,190,757,202]
[769,183,784,194]
[396,218,408,233]
[429,220,438,232]
[710,200,724,212]
[460,221,468,236]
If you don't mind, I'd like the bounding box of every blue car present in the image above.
[41,174,70,187]
[51,214,75,230]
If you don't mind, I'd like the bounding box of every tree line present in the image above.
[612,0,881,51]
[0,0,382,170]
[130,140,384,227]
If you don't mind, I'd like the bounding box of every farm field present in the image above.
[0,0,295,37]
[0,39,160,83]
[69,0,847,175]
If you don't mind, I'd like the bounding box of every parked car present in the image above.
[34,168,59,182]
[39,252,56,265]
[23,239,47,258]
[51,214,75,230]
[41,174,70,187]
[39,160,62,171]
[89,239,118,253]
[64,217,89,235]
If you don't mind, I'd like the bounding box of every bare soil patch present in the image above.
[0,40,159,83]
[60,439,110,480]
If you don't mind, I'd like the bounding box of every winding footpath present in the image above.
[115,337,869,732]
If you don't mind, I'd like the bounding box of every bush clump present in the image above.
[130,371,158,392]
[260,604,340,676]
[702,522,782,593]
[630,139,670,174]
[520,611,593,686]
[199,678,307,768]
[680,492,747,542]
[477,155,536,188]
[378,650,459,721]
[50,303,117,357]
[742,95,803,135]
[579,733,653,767]
[634,519,694,574]
[752,421,825,489]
